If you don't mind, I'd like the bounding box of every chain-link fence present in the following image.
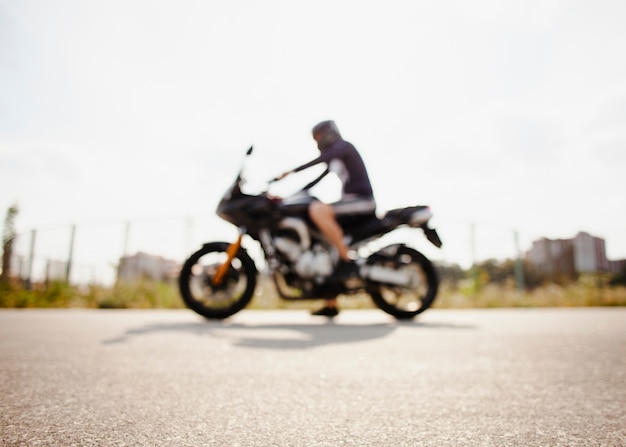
[6,213,571,288]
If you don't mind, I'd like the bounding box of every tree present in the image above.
[1,204,19,282]
[437,262,466,285]
[610,264,626,287]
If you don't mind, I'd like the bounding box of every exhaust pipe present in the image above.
[361,265,417,287]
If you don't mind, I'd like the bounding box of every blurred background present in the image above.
[2,0,625,294]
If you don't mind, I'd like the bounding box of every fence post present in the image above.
[122,221,131,257]
[25,229,36,289]
[514,230,525,291]
[184,217,194,257]
[470,222,480,298]
[470,223,478,294]
[66,224,76,283]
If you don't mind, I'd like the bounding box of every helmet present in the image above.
[312,120,341,150]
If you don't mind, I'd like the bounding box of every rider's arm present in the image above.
[277,154,326,180]
[292,154,326,173]
[280,147,337,179]
[301,167,330,190]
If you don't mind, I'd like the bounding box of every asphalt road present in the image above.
[1,308,625,446]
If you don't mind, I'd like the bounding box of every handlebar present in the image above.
[269,171,291,183]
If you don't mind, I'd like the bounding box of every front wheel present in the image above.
[178,242,257,319]
[367,244,438,320]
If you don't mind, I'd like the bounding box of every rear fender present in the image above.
[385,206,432,227]
[423,228,443,248]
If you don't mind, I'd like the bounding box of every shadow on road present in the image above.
[102,317,476,349]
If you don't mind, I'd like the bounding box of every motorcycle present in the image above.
[179,147,443,320]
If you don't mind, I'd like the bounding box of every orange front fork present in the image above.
[211,230,245,286]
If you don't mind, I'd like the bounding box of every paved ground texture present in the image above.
[1,308,625,446]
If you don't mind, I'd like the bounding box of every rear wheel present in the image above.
[178,242,257,319]
[367,244,438,320]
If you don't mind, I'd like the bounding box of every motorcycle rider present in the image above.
[277,120,376,316]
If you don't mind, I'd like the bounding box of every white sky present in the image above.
[2,0,626,270]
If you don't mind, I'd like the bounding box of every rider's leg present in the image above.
[309,201,351,261]
[309,201,356,316]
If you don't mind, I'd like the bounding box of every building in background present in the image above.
[117,252,180,282]
[527,232,626,279]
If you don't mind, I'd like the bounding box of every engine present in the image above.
[273,218,334,279]
[294,246,333,279]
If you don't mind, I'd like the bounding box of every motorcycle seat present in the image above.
[337,213,379,228]
[339,214,385,241]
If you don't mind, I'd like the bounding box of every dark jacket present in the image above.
[293,140,373,198]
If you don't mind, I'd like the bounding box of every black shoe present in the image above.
[311,305,339,317]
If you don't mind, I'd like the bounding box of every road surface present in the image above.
[1,308,625,446]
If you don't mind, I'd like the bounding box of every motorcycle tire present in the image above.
[366,244,439,320]
[178,242,257,320]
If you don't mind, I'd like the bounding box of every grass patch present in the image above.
[0,280,185,310]
[1,275,625,310]
[434,278,626,309]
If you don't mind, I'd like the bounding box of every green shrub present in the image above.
[1,275,624,309]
